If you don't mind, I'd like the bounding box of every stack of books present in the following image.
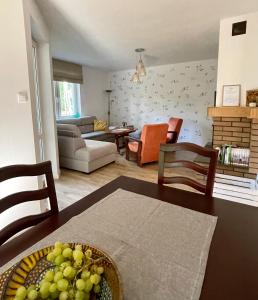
[216,145,250,167]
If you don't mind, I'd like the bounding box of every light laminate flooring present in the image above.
[55,154,200,210]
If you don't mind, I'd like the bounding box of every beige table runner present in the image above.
[0,189,217,300]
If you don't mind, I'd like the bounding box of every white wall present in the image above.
[0,0,40,229]
[216,12,258,106]
[80,66,109,120]
[0,0,59,231]
[109,59,217,145]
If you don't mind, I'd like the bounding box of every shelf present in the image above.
[207,106,258,118]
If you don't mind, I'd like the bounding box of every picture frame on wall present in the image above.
[222,84,241,106]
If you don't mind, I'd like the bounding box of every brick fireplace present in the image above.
[208,107,258,179]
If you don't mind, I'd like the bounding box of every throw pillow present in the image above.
[94,120,107,131]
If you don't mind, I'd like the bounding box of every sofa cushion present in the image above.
[58,136,86,158]
[78,124,94,134]
[56,116,97,126]
[57,124,81,138]
[75,140,116,162]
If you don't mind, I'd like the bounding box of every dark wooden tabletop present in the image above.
[1,176,258,300]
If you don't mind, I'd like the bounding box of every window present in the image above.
[54,81,81,119]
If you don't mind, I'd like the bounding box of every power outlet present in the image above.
[17,91,28,103]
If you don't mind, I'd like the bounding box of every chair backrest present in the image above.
[0,161,58,245]
[140,124,169,164]
[158,142,218,197]
[167,117,183,143]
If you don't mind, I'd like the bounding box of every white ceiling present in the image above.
[36,0,258,71]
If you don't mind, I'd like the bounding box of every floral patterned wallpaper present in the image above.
[109,59,217,145]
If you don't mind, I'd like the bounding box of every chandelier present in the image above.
[131,48,146,83]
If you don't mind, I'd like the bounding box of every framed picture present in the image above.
[222,84,241,106]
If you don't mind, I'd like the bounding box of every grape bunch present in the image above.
[14,242,105,300]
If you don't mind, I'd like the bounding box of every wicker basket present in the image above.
[0,243,123,300]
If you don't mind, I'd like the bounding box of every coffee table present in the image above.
[109,128,136,153]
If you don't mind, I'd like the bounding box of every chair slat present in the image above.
[160,143,215,157]
[0,161,51,182]
[0,188,49,214]
[0,211,54,245]
[162,176,206,194]
[164,160,209,175]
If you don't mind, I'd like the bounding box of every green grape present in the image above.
[39,279,48,286]
[84,279,93,293]
[63,266,75,279]
[59,291,69,300]
[75,244,82,251]
[96,266,104,275]
[90,265,98,273]
[75,290,85,300]
[81,270,90,280]
[73,250,83,260]
[50,290,59,299]
[45,270,55,282]
[94,284,101,294]
[74,259,82,268]
[16,286,27,300]
[27,285,36,294]
[49,283,57,293]
[63,243,70,249]
[90,274,101,285]
[76,279,85,291]
[47,252,56,262]
[59,262,70,272]
[27,289,38,300]
[85,249,92,258]
[55,241,63,249]
[62,248,72,258]
[53,247,62,256]
[57,279,69,291]
[40,282,51,299]
[55,255,65,266]
[68,288,75,298]
[54,271,63,282]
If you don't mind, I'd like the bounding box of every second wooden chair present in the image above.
[158,142,218,197]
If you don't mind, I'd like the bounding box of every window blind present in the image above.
[52,58,83,84]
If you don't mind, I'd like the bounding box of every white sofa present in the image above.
[57,124,117,173]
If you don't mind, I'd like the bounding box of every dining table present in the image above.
[1,175,258,299]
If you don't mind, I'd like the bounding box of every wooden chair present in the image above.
[0,161,58,245]
[167,117,183,143]
[158,143,218,197]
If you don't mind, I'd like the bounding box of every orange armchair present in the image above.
[167,117,183,143]
[125,123,169,166]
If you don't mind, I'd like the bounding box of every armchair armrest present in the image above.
[167,130,178,143]
[124,136,141,143]
[167,130,177,134]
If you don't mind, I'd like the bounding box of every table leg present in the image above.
[115,136,120,153]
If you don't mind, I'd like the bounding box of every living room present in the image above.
[1,1,258,299]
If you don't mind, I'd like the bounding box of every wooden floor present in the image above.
[55,154,199,209]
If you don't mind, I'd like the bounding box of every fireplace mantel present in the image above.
[207,106,258,119]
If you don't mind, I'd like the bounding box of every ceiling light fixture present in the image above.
[131,48,146,83]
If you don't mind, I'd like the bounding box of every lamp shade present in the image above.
[136,58,146,77]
